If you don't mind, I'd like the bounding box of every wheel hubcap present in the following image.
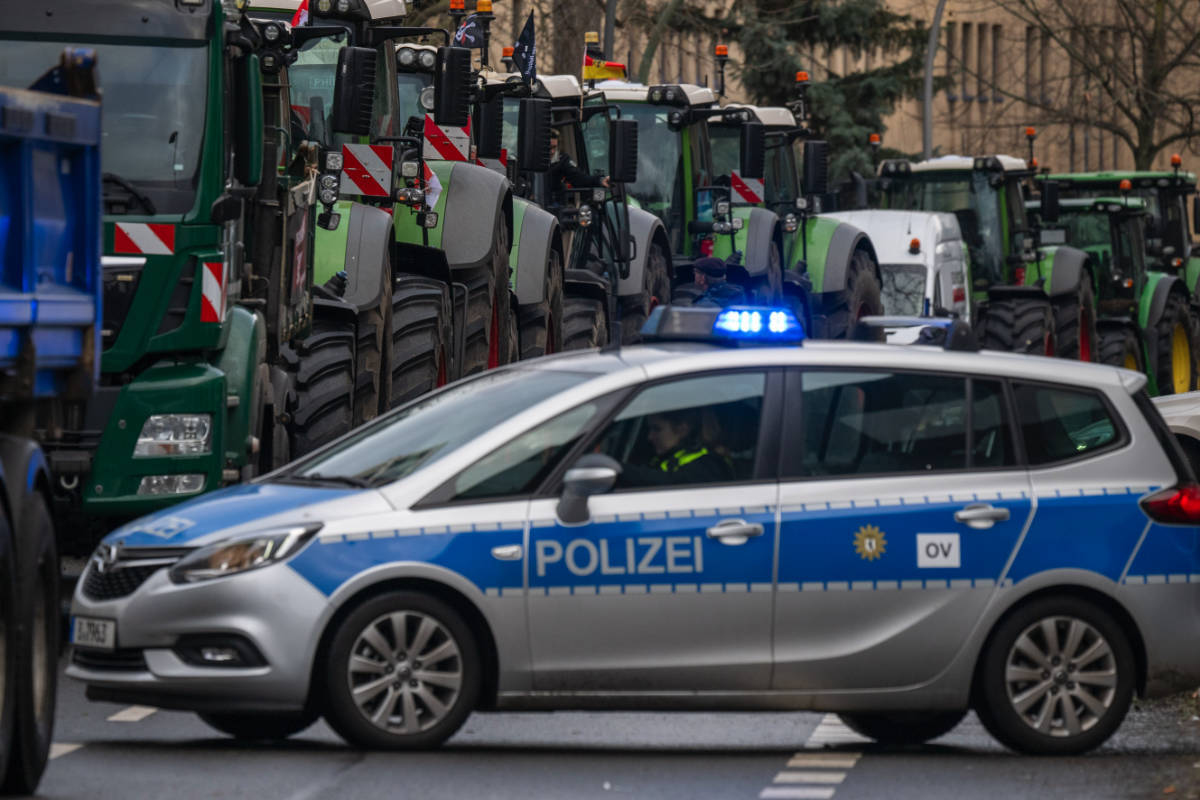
[1172,323,1191,393]
[347,610,463,735]
[1005,615,1117,737]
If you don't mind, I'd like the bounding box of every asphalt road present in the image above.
[27,658,1200,800]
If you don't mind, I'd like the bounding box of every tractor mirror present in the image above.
[518,97,552,173]
[435,46,472,127]
[1040,181,1060,224]
[609,118,638,184]
[234,54,264,186]
[739,121,766,180]
[331,46,377,136]
[802,140,830,197]
[475,95,504,160]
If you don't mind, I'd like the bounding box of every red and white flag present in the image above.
[291,0,309,27]
[422,163,443,210]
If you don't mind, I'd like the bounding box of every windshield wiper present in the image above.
[103,172,157,215]
[278,473,372,489]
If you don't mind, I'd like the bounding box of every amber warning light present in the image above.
[796,71,809,83]
[1120,179,1132,191]
[715,44,728,57]
[502,46,514,57]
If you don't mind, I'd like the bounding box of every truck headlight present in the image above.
[168,523,323,584]
[134,414,212,457]
[137,474,206,496]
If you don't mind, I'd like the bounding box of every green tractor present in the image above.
[1027,193,1197,393]
[0,0,360,552]
[878,155,1101,360]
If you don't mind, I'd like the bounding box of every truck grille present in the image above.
[81,546,190,601]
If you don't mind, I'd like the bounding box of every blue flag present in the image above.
[512,12,536,82]
[454,14,485,48]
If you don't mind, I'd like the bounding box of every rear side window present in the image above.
[1012,382,1120,465]
[1133,390,1194,481]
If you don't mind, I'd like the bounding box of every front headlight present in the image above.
[134,414,212,457]
[418,50,436,70]
[168,523,322,584]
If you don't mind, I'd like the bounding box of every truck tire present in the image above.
[1052,277,1099,362]
[518,249,564,360]
[1,495,56,795]
[390,275,450,408]
[461,221,513,375]
[0,512,15,785]
[838,711,965,746]
[562,297,608,350]
[619,242,671,344]
[812,249,883,340]
[979,296,1056,355]
[1098,327,1143,372]
[353,263,394,426]
[287,318,356,458]
[1153,290,1198,394]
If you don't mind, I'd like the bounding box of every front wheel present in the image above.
[198,711,318,741]
[975,596,1134,755]
[1051,275,1099,362]
[562,296,608,350]
[978,296,1056,356]
[322,592,481,750]
[1098,326,1143,372]
[518,249,564,360]
[812,249,882,340]
[619,243,671,344]
[837,711,965,746]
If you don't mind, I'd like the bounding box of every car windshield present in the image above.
[881,264,927,316]
[606,102,683,231]
[0,39,208,215]
[882,173,1005,286]
[286,369,596,486]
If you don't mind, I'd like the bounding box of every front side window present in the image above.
[593,372,767,490]
[1012,382,1119,465]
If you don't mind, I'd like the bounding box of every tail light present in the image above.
[952,287,966,304]
[699,237,714,257]
[1140,483,1200,524]
[1014,267,1026,285]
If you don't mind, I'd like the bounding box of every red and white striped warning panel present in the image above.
[476,147,507,175]
[423,114,471,162]
[730,170,765,204]
[340,144,394,197]
[200,261,227,324]
[113,223,175,255]
[423,163,444,211]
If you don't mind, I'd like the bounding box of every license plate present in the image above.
[71,616,116,650]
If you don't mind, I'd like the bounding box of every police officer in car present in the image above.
[619,409,732,487]
[691,256,747,308]
[549,128,608,205]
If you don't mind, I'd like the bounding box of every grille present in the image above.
[82,563,163,600]
[72,647,147,671]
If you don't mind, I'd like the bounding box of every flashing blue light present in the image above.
[712,306,804,342]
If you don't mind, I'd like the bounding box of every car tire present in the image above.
[198,711,319,741]
[975,596,1134,755]
[322,592,480,750]
[1153,290,1198,395]
[978,295,1056,355]
[837,711,965,746]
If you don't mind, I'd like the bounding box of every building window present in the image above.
[961,22,973,101]
[992,25,1003,102]
[945,22,958,102]
[1024,26,1036,106]
[977,23,988,103]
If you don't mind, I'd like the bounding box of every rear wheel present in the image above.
[1052,276,1099,362]
[562,296,608,350]
[461,220,513,375]
[1098,326,1143,372]
[813,249,883,340]
[352,262,394,425]
[1,495,56,795]
[1153,291,1197,394]
[286,314,356,458]
[518,249,564,360]
[979,296,1056,355]
[0,513,16,785]
[199,711,319,741]
[838,711,965,746]
[390,275,451,408]
[619,243,670,343]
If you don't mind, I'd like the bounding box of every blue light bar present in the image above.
[713,307,804,340]
[640,305,805,345]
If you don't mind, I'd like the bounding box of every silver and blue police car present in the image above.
[67,306,1200,754]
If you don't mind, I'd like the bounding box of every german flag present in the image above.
[583,53,627,81]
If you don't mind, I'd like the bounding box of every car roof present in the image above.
[822,210,961,266]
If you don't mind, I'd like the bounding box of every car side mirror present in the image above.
[518,97,552,173]
[475,94,504,160]
[739,121,766,181]
[801,140,829,197]
[557,454,621,525]
[331,46,376,136]
[609,118,638,184]
[435,46,472,127]
[1040,180,1060,224]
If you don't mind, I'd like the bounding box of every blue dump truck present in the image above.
[0,50,102,794]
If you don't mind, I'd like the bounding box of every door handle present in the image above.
[491,544,523,561]
[954,504,1010,529]
[706,519,764,545]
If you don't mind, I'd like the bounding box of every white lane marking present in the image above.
[107,705,157,722]
[773,771,846,784]
[759,788,836,800]
[49,743,83,759]
[786,754,860,769]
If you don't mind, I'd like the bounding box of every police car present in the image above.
[67,306,1200,755]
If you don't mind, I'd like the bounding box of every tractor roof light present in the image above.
[1172,153,1183,168]
[795,71,809,84]
[502,46,514,58]
[869,133,881,145]
[715,44,729,59]
[648,84,688,107]
[1025,126,1037,140]
[398,47,417,67]
[418,49,436,69]
[585,31,600,44]
[476,0,493,13]
[1120,179,1133,192]
[449,0,464,9]
[973,156,1002,172]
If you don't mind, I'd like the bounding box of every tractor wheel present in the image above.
[812,248,883,340]
[619,242,671,344]
[1098,327,1143,372]
[286,315,356,458]
[979,296,1056,356]
[1153,290,1198,395]
[390,275,451,408]
[460,219,513,375]
[1052,276,1099,362]
[352,263,394,425]
[0,512,15,787]
[562,296,608,350]
[518,249,564,360]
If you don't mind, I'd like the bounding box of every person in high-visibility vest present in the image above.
[639,409,732,484]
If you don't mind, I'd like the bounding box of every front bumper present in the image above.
[67,560,330,713]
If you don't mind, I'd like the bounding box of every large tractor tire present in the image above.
[979,295,1056,355]
[287,317,356,458]
[0,511,17,787]
[1,495,57,795]
[460,221,514,375]
[562,296,608,350]
[812,249,883,340]
[1098,327,1143,372]
[1051,276,1099,362]
[518,249,564,360]
[352,265,394,426]
[619,242,672,344]
[390,275,451,408]
[1152,290,1198,395]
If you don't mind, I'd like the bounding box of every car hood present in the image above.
[103,481,392,549]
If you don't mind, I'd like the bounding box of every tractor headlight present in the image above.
[731,217,744,231]
[715,200,730,218]
[324,151,344,172]
[168,524,323,584]
[420,86,436,112]
[263,23,282,42]
[578,205,594,227]
[319,188,338,205]
[782,213,798,233]
[418,50,436,70]
[319,174,339,191]
[398,47,417,67]
[401,160,421,178]
[134,414,212,457]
